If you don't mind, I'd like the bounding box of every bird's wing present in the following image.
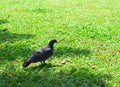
[43,48,53,58]
[28,50,43,62]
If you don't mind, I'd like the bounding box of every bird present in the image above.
[22,39,57,67]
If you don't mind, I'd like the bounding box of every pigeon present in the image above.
[22,39,57,67]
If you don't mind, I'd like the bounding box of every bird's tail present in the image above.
[22,58,31,67]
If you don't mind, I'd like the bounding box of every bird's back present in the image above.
[29,45,53,62]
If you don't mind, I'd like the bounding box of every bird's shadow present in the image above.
[29,63,61,71]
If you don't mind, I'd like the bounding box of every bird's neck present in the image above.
[49,42,54,50]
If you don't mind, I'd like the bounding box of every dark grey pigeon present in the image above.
[23,39,57,67]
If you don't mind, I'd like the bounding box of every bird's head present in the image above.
[49,39,57,44]
[49,39,57,49]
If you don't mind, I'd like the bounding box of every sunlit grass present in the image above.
[0,0,120,87]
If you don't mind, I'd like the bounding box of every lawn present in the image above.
[0,0,120,87]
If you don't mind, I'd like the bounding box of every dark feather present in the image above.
[23,39,57,67]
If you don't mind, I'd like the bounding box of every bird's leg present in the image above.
[43,61,46,64]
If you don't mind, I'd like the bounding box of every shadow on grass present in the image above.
[0,30,33,43]
[0,44,33,61]
[0,19,8,25]
[54,46,91,58]
[0,30,34,61]
[0,65,112,87]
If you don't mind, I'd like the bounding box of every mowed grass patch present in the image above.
[0,0,120,87]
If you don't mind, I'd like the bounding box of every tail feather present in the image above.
[23,58,31,67]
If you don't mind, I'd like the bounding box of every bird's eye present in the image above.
[36,51,41,54]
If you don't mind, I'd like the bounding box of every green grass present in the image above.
[0,0,120,87]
